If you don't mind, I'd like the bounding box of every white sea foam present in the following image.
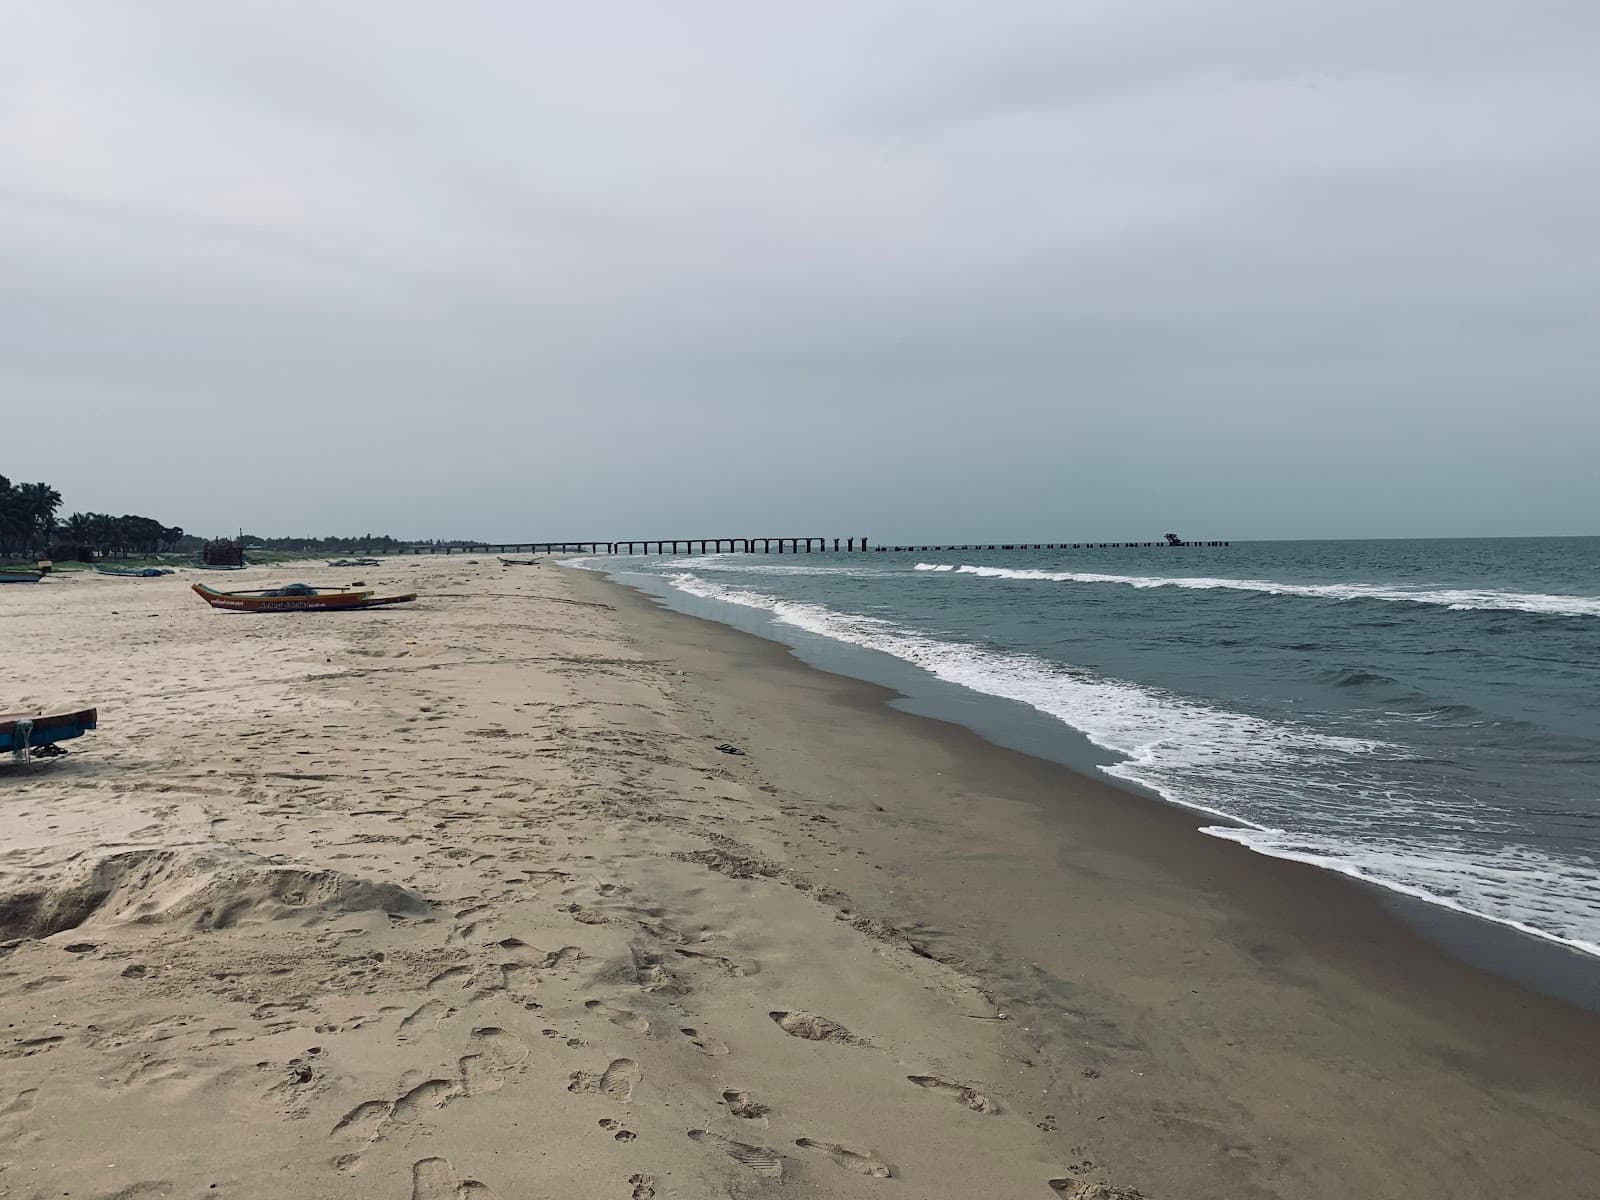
[666,571,1378,815]
[912,563,1600,617]
[667,570,1600,958]
[1205,827,1600,957]
[660,556,886,577]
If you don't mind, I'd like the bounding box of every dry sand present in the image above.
[2,558,1597,1199]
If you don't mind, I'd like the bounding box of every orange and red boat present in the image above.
[191,582,417,613]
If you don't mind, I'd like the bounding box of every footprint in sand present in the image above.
[398,998,449,1039]
[390,1078,458,1125]
[769,1010,865,1046]
[628,1173,656,1200]
[411,1156,499,1200]
[1048,1182,1146,1199]
[427,966,473,994]
[721,1089,770,1119]
[0,1088,38,1118]
[687,1129,784,1178]
[448,920,492,946]
[458,1030,528,1096]
[674,947,760,977]
[585,999,650,1035]
[331,1098,393,1141]
[795,1137,893,1178]
[680,1027,729,1056]
[908,1073,999,1114]
[568,1058,641,1102]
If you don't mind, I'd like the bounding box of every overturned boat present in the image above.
[192,581,417,613]
[3,707,97,762]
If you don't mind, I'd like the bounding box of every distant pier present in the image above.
[396,536,1229,555]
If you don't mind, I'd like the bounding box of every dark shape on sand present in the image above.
[2,708,97,763]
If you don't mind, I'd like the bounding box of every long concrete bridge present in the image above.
[395,536,1230,555]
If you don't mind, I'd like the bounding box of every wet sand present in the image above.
[1,558,1597,1199]
[578,565,1600,1199]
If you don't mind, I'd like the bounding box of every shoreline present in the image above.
[569,561,1600,1198]
[582,559,1600,1006]
[3,557,1597,1199]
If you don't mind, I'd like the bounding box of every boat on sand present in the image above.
[2,707,97,761]
[192,581,417,612]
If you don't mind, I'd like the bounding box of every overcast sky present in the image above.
[3,1,1597,541]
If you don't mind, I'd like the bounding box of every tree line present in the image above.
[0,476,187,558]
[1,473,412,560]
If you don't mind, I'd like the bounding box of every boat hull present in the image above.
[192,583,416,612]
[1,708,97,755]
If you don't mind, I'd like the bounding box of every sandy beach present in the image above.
[3,558,1598,1200]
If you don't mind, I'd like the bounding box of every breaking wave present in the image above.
[913,563,1600,617]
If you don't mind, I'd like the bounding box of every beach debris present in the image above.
[715,742,746,756]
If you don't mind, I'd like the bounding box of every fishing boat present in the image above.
[0,570,42,584]
[498,557,540,566]
[192,581,417,612]
[2,707,97,761]
[192,562,247,571]
[93,565,175,577]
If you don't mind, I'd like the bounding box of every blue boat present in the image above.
[0,570,42,583]
[2,707,97,761]
[93,565,175,577]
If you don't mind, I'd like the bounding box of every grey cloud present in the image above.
[1,0,1596,539]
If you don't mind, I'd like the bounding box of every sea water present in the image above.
[574,538,1600,964]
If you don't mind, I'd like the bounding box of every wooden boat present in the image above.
[2,707,97,761]
[498,557,540,566]
[192,562,247,571]
[192,582,417,612]
[0,570,42,583]
[94,565,175,577]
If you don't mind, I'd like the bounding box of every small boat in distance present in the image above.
[2,707,97,761]
[499,557,540,566]
[328,558,382,567]
[192,562,248,571]
[0,570,43,584]
[192,581,417,613]
[94,565,175,577]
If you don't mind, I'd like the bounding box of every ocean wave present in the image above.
[667,571,1600,959]
[1205,828,1600,957]
[912,563,1600,617]
[660,555,886,577]
[666,571,1379,815]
